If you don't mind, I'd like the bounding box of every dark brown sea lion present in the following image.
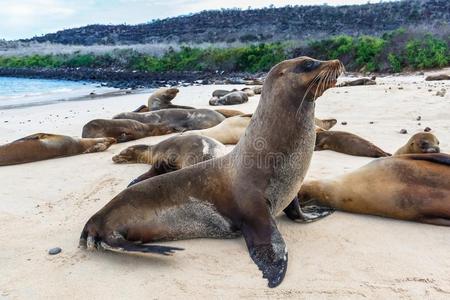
[113,109,225,131]
[394,132,440,155]
[209,91,249,106]
[148,87,194,110]
[290,154,450,226]
[113,135,227,186]
[82,119,176,143]
[212,89,238,98]
[425,74,450,81]
[315,130,391,157]
[0,133,116,166]
[338,78,376,87]
[79,56,344,287]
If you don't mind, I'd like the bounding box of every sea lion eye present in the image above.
[293,60,319,73]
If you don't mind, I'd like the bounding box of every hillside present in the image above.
[23,0,450,45]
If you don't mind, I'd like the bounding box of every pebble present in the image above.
[424,127,432,132]
[416,116,421,121]
[48,247,62,255]
[400,129,408,134]
[398,87,404,90]
[341,121,347,125]
[369,121,374,124]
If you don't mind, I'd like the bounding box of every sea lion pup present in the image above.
[148,87,194,110]
[252,86,262,94]
[315,130,391,158]
[112,135,227,186]
[79,57,344,287]
[290,154,450,226]
[394,132,440,155]
[209,91,249,106]
[113,109,225,131]
[82,119,176,143]
[0,133,116,166]
[425,74,450,81]
[338,77,376,87]
[314,118,337,130]
[183,114,252,144]
[241,87,256,97]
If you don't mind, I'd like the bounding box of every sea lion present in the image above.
[148,87,194,110]
[82,119,176,143]
[241,87,256,97]
[183,114,252,144]
[315,130,391,158]
[289,154,450,226]
[252,86,263,94]
[394,132,440,155]
[212,89,238,98]
[314,118,337,130]
[79,56,344,287]
[112,135,227,186]
[338,78,376,87]
[209,91,249,106]
[113,109,226,131]
[0,133,116,166]
[214,109,246,118]
[425,74,450,81]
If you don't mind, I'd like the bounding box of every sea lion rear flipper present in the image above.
[241,214,288,288]
[283,197,334,223]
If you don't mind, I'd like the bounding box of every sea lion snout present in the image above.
[426,146,440,153]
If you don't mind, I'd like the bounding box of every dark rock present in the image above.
[424,127,432,132]
[400,129,408,134]
[48,247,62,255]
[341,121,347,125]
[416,116,421,121]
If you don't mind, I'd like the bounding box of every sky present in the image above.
[0,0,400,40]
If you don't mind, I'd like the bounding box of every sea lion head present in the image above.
[265,56,344,104]
[112,144,150,164]
[410,132,440,154]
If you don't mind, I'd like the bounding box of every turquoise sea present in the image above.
[0,77,115,109]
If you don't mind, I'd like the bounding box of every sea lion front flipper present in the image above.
[241,214,288,288]
[283,197,334,223]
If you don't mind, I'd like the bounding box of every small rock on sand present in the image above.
[424,127,432,132]
[400,129,408,134]
[416,116,421,121]
[341,121,348,125]
[48,247,62,255]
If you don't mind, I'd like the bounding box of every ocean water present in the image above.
[0,77,116,109]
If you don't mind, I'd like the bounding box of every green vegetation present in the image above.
[0,30,448,73]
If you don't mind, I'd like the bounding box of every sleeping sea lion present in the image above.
[82,119,176,142]
[315,130,391,158]
[394,132,440,155]
[0,133,116,166]
[79,56,344,287]
[289,154,450,226]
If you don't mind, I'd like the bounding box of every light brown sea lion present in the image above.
[0,133,116,166]
[315,130,391,158]
[314,118,337,130]
[183,114,252,144]
[113,135,227,186]
[287,154,450,226]
[82,119,177,143]
[338,78,376,87]
[214,109,246,118]
[209,91,249,106]
[79,56,344,287]
[241,87,256,97]
[113,109,226,131]
[425,74,450,81]
[252,86,263,94]
[394,132,440,155]
[148,87,194,110]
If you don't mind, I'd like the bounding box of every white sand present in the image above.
[0,76,449,299]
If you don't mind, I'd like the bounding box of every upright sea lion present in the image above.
[209,91,249,106]
[394,132,440,155]
[113,109,226,131]
[79,56,344,287]
[148,87,194,110]
[338,77,376,87]
[113,135,227,186]
[314,118,337,130]
[315,130,391,158]
[0,133,116,166]
[290,154,450,226]
[82,119,177,143]
[183,114,252,144]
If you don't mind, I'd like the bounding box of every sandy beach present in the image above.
[0,74,449,299]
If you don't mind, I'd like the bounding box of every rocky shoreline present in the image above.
[0,67,261,89]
